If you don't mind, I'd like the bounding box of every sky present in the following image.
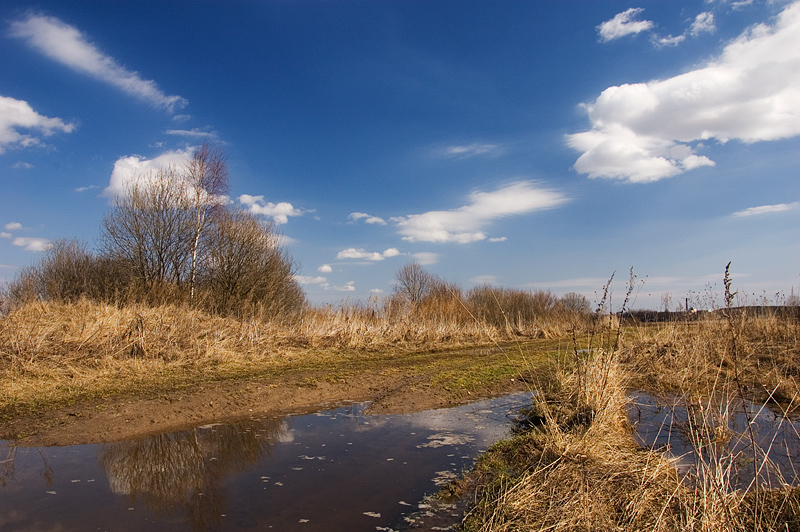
[1,0,798,311]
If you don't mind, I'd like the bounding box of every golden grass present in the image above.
[461,305,800,532]
[0,297,580,415]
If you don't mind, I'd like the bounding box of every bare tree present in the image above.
[102,167,195,290]
[198,209,304,317]
[560,292,591,314]
[184,142,229,300]
[393,262,437,305]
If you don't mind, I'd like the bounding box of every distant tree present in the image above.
[560,292,591,314]
[393,262,437,305]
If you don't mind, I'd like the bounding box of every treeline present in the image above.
[1,143,592,333]
[4,144,304,319]
[384,262,592,336]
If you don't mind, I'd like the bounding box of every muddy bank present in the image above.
[3,348,533,447]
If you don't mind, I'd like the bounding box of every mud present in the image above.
[3,360,528,447]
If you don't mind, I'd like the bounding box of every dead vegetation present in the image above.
[459,266,800,532]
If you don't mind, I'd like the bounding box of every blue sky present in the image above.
[1,0,798,310]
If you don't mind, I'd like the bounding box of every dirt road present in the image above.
[2,344,543,446]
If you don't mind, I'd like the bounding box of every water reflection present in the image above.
[628,392,800,489]
[1,393,531,532]
[99,419,287,531]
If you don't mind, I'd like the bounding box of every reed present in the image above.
[461,267,800,532]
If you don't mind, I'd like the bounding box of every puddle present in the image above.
[628,391,800,489]
[1,392,530,531]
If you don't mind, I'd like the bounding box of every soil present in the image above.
[2,346,533,447]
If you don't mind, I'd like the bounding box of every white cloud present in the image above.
[412,252,439,265]
[0,232,11,239]
[732,201,799,217]
[318,264,332,273]
[470,275,498,285]
[336,247,400,261]
[12,161,35,169]
[74,185,98,192]
[10,15,186,112]
[0,95,75,153]
[13,237,52,252]
[349,212,387,225]
[103,150,192,199]
[690,12,716,36]
[5,222,23,231]
[294,275,328,285]
[488,236,507,242]
[597,8,655,42]
[653,34,686,47]
[442,143,501,158]
[370,288,384,294]
[394,181,567,243]
[239,194,303,225]
[569,1,800,182]
[165,128,217,138]
[334,281,356,292]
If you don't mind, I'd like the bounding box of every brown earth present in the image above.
[2,343,544,447]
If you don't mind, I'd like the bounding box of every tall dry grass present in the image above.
[463,268,800,532]
[0,292,590,413]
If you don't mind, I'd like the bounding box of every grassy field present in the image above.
[455,295,800,531]
[2,275,799,531]
[0,297,573,420]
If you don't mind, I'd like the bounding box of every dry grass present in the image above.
[461,272,800,532]
[464,348,688,532]
[0,297,586,414]
[622,312,800,410]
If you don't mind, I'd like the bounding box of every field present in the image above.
[2,272,799,530]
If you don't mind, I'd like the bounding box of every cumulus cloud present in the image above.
[0,95,75,153]
[334,281,356,292]
[9,15,186,112]
[336,247,401,261]
[103,150,192,199]
[239,194,304,225]
[394,181,567,243]
[318,264,332,273]
[5,222,23,231]
[732,202,799,217]
[690,12,716,36]
[0,233,11,239]
[349,212,387,225]
[653,34,686,47]
[294,275,328,285]
[597,8,655,42]
[13,237,52,252]
[569,1,800,182]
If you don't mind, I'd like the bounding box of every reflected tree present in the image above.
[98,418,287,531]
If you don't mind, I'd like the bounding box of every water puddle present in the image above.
[628,391,800,488]
[1,392,530,531]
